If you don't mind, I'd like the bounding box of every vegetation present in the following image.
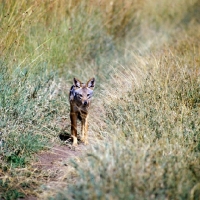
[0,0,199,199]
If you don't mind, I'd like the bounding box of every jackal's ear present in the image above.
[87,78,95,89]
[73,78,81,88]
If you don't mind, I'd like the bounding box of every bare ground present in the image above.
[21,139,88,200]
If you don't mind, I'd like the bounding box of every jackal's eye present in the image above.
[79,94,82,98]
[87,94,90,97]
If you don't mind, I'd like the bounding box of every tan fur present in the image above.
[69,77,95,146]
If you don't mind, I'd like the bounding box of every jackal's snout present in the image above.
[83,100,88,106]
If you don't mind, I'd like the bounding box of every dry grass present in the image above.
[0,0,200,199]
[56,29,200,199]
[54,15,200,200]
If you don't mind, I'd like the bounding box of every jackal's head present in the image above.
[70,77,95,107]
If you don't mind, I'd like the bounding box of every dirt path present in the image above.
[21,103,104,200]
[21,141,88,200]
[37,143,88,198]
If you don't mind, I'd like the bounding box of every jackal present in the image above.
[69,77,95,146]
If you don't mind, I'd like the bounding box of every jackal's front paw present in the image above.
[81,137,88,145]
[81,137,85,143]
[72,136,78,146]
[84,140,88,145]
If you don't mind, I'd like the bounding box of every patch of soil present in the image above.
[34,144,86,171]
[21,137,88,200]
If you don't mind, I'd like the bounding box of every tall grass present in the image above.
[55,29,200,199]
[1,0,196,69]
[0,0,200,199]
[53,2,200,199]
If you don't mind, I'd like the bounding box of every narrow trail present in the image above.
[21,101,104,200]
[36,143,88,199]
[22,141,88,200]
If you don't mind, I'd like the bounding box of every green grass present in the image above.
[0,0,200,199]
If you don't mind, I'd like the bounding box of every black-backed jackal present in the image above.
[69,78,95,146]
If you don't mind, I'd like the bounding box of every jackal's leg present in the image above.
[84,116,88,145]
[81,116,88,145]
[70,112,77,146]
[81,118,85,143]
